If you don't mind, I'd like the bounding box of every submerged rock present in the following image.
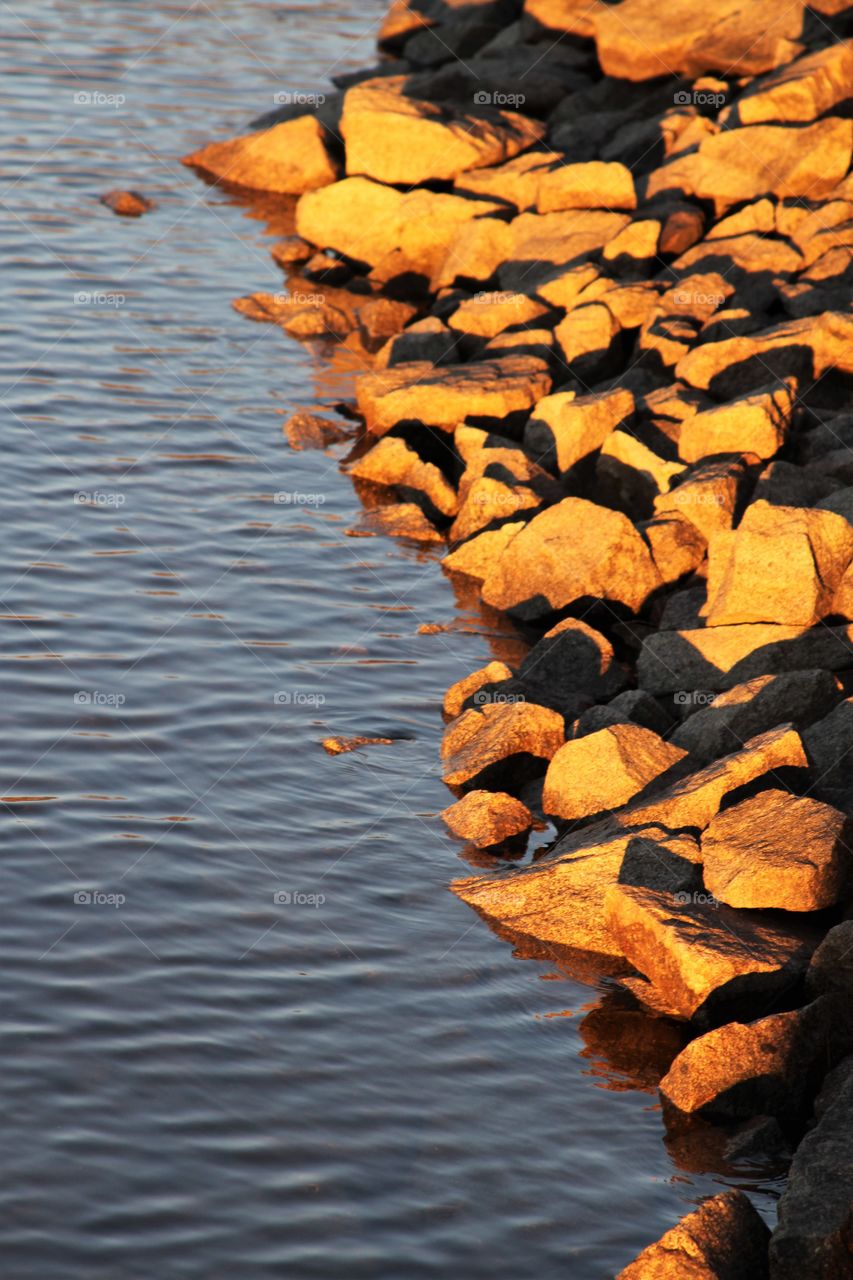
[100,189,154,217]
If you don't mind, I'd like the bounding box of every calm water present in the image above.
[0,4,780,1277]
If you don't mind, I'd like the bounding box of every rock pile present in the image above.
[185,0,853,1273]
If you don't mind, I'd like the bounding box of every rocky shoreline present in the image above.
[183,1,853,1274]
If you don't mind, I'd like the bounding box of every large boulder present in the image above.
[677,384,794,464]
[441,700,564,789]
[617,1190,770,1279]
[605,882,817,1021]
[543,724,687,821]
[340,77,544,185]
[701,789,852,911]
[660,1000,831,1121]
[183,114,339,193]
[770,1056,853,1278]
[639,624,853,694]
[703,502,853,628]
[350,437,458,517]
[517,617,627,713]
[480,496,662,621]
[725,40,853,126]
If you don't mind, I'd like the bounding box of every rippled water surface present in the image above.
[0,4,781,1277]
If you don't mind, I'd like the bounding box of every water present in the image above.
[0,4,781,1277]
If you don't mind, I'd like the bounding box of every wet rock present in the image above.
[671,671,840,765]
[443,660,514,719]
[523,387,634,475]
[724,1115,791,1165]
[283,410,351,451]
[352,502,443,543]
[543,724,687,821]
[678,383,795,464]
[639,624,853,695]
[271,235,312,267]
[454,822,697,962]
[605,881,816,1021]
[322,734,400,754]
[447,289,548,339]
[770,1056,853,1278]
[350,437,457,518]
[441,700,565,789]
[648,119,853,213]
[340,77,544,185]
[620,726,809,833]
[701,789,852,911]
[355,296,418,349]
[518,617,628,713]
[661,1001,832,1122]
[596,0,805,80]
[442,521,525,581]
[356,355,550,437]
[480,496,662,622]
[100,189,154,217]
[441,789,533,848]
[232,288,358,340]
[617,1189,770,1280]
[806,921,853,998]
[725,40,853,126]
[183,114,340,194]
[703,501,853,628]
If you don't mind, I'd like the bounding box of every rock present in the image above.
[355,296,418,349]
[753,461,840,509]
[597,431,685,519]
[500,209,631,292]
[596,0,805,80]
[441,700,565,789]
[703,502,853,628]
[605,881,816,1021]
[350,437,458,517]
[522,0,605,40]
[543,724,687,821]
[573,689,673,740]
[441,790,533,847]
[322,734,399,755]
[807,921,853,998]
[617,1190,770,1280]
[725,40,853,126]
[352,502,443,543]
[676,312,853,398]
[356,355,551,437]
[803,697,853,811]
[442,521,525,580]
[480,496,662,622]
[678,383,795,464]
[282,410,351,450]
[432,216,514,291]
[648,119,853,214]
[641,514,707,586]
[770,1056,853,1278]
[535,160,636,213]
[701,789,852,911]
[518,617,627,713]
[659,205,706,257]
[454,822,697,962]
[523,387,634,474]
[671,671,840,764]
[183,114,339,194]
[553,302,620,382]
[447,289,548,339]
[639,625,853,694]
[232,288,358,340]
[443,661,514,719]
[340,77,544,185]
[271,236,313,267]
[654,457,749,542]
[454,149,566,211]
[376,316,459,368]
[602,218,661,269]
[620,726,809,833]
[100,189,154,217]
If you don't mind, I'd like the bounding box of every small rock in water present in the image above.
[100,189,154,217]
[321,734,408,756]
[283,410,351,451]
[441,790,533,849]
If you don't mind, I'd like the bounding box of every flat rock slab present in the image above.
[183,114,339,194]
[356,356,551,436]
[480,496,662,621]
[660,999,831,1121]
[454,823,697,962]
[543,724,687,821]
[441,700,564,789]
[617,1189,770,1279]
[701,789,852,911]
[605,882,816,1021]
[770,1056,853,1278]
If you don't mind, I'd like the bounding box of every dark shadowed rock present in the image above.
[617,1189,770,1279]
[807,921,853,999]
[517,617,627,714]
[638,625,853,695]
[803,698,853,812]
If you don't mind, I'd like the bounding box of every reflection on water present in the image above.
[0,2,784,1277]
